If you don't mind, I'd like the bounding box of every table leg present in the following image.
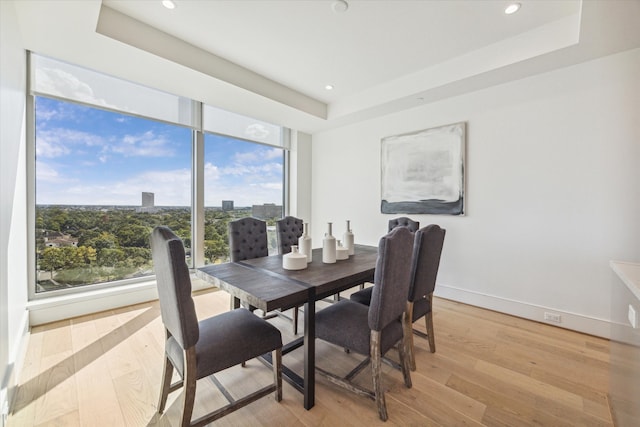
[231,296,241,309]
[304,290,316,410]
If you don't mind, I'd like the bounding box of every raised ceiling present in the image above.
[12,0,640,133]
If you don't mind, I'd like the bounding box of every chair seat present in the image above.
[351,288,432,323]
[349,286,373,306]
[166,308,282,379]
[316,300,403,356]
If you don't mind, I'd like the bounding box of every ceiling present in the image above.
[11,0,640,133]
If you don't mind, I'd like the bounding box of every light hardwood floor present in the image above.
[9,285,613,426]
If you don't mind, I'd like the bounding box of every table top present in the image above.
[196,245,378,311]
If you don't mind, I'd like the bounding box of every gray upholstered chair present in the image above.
[315,227,414,421]
[275,216,304,255]
[229,217,300,334]
[350,224,446,370]
[388,216,420,232]
[228,217,269,262]
[151,226,282,427]
[275,216,303,333]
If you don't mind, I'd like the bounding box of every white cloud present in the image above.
[264,148,283,159]
[204,162,221,180]
[108,131,175,157]
[35,161,63,183]
[36,128,103,158]
[233,147,282,164]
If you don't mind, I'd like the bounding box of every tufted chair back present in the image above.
[228,217,269,261]
[275,216,304,255]
[388,217,420,233]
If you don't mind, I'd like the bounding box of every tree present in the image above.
[77,246,97,267]
[98,248,125,267]
[204,239,228,263]
[85,231,118,251]
[40,247,65,276]
[117,225,150,248]
[60,245,83,269]
[123,247,151,268]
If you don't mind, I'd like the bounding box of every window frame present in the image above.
[27,53,288,301]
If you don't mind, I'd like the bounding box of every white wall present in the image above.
[289,130,313,223]
[0,0,30,421]
[311,49,640,338]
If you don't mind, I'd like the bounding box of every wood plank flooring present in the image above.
[8,284,612,426]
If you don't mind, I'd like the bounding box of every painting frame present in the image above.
[381,122,466,216]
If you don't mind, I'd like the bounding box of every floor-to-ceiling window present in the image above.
[201,104,286,261]
[29,54,287,298]
[34,96,192,293]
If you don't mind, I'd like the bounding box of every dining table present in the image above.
[195,244,378,410]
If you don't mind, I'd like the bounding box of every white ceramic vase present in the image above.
[299,222,312,263]
[343,220,354,256]
[283,245,307,270]
[336,240,349,260]
[322,222,336,264]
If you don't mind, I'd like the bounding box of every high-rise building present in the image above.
[142,192,154,208]
[137,192,158,213]
[222,200,234,211]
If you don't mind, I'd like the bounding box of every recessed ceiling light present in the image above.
[332,0,349,13]
[504,3,521,15]
[325,84,334,91]
[162,0,176,10]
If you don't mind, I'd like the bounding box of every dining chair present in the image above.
[275,216,303,333]
[150,226,283,427]
[388,216,420,232]
[350,224,446,370]
[228,217,269,262]
[315,226,414,421]
[229,217,299,334]
[275,216,304,255]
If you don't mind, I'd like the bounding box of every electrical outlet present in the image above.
[629,305,638,329]
[544,312,562,323]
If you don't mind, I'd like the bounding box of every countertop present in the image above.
[610,261,640,301]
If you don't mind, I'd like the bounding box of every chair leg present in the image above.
[293,306,299,335]
[181,348,197,427]
[425,313,436,353]
[370,330,388,422]
[404,302,417,371]
[398,329,413,389]
[273,348,282,401]
[158,354,174,414]
[426,294,436,353]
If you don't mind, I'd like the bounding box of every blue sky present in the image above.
[35,97,283,207]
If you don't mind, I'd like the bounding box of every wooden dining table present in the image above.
[196,244,378,410]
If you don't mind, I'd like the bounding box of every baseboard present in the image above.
[27,274,214,326]
[435,283,611,339]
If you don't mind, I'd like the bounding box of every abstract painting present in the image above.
[381,122,466,215]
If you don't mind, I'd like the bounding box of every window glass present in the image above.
[203,133,284,263]
[35,96,192,293]
[30,53,288,296]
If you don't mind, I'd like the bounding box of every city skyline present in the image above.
[35,97,284,207]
